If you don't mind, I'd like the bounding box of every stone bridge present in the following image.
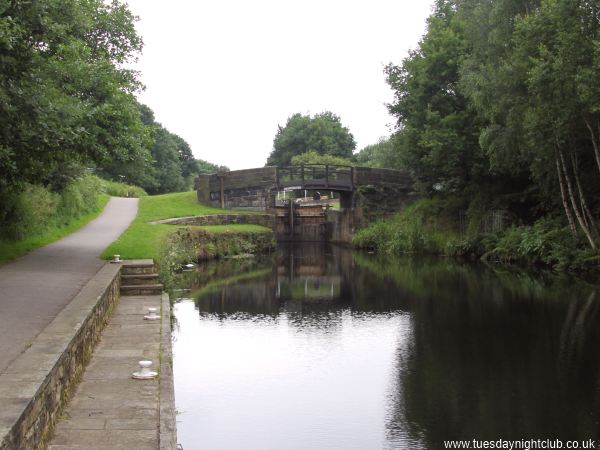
[194,165,417,241]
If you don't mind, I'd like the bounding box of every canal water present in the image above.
[171,243,600,450]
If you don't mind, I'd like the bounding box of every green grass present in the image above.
[0,194,111,265]
[101,191,265,260]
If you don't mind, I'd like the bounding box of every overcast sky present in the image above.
[126,0,433,170]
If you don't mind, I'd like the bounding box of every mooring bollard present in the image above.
[132,360,158,380]
[144,307,160,321]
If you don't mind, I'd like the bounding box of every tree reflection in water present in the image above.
[172,244,600,448]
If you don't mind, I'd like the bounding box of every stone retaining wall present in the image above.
[156,214,276,229]
[0,263,121,450]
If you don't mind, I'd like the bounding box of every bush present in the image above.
[99,178,147,198]
[482,218,596,271]
[0,174,109,240]
[352,199,456,255]
[5,184,60,239]
[353,199,599,273]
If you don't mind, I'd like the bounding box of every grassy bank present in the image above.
[0,174,144,265]
[353,198,600,274]
[101,191,271,260]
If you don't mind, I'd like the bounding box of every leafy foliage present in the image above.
[290,150,354,166]
[0,174,103,240]
[355,137,401,168]
[196,158,227,174]
[355,0,600,260]
[384,0,487,194]
[100,102,224,193]
[0,0,147,192]
[267,112,356,166]
[354,200,599,273]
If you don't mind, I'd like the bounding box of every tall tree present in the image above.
[385,0,486,194]
[267,112,356,166]
[0,0,147,193]
[460,0,599,247]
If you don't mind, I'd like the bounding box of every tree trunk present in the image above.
[570,151,597,234]
[584,117,600,175]
[559,149,597,249]
[556,157,577,234]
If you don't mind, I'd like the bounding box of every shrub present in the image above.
[353,199,458,255]
[353,199,599,273]
[482,218,594,271]
[7,184,60,239]
[0,174,107,240]
[99,178,147,198]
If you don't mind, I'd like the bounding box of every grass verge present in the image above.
[0,194,111,265]
[101,191,269,260]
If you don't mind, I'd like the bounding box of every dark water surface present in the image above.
[172,244,600,450]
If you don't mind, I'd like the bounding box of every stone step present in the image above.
[120,284,163,296]
[121,273,160,285]
[121,259,156,275]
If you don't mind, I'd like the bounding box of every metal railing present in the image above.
[276,164,354,191]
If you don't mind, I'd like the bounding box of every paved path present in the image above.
[0,197,138,373]
[48,294,165,450]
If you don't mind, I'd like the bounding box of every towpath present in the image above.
[0,197,138,373]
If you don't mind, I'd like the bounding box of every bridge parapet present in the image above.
[195,165,416,216]
[277,164,354,191]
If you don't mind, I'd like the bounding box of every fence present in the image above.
[458,210,508,235]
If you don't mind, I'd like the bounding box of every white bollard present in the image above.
[132,360,158,380]
[144,307,160,321]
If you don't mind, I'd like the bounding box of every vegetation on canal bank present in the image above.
[101,191,273,261]
[353,199,600,274]
[0,174,145,265]
[350,0,599,274]
[158,228,275,290]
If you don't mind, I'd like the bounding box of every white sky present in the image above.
[125,0,433,170]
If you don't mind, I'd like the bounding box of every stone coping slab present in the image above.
[150,213,274,227]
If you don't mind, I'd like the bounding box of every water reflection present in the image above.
[172,243,600,449]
